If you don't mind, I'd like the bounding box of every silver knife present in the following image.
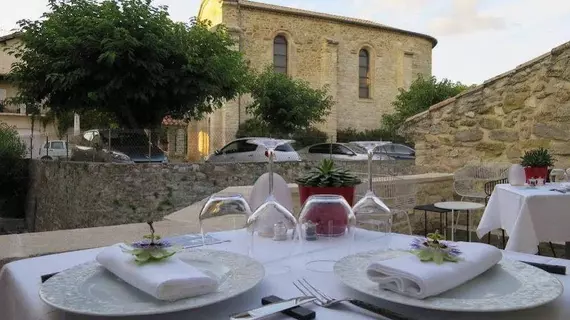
[230,296,316,319]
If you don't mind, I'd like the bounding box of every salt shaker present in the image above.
[272,222,288,241]
[305,221,318,241]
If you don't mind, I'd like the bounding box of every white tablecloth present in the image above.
[1,229,570,320]
[477,184,570,254]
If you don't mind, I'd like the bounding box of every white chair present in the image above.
[248,173,295,234]
[249,172,294,213]
[453,163,510,202]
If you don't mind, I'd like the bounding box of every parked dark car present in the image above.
[375,143,416,160]
[75,129,168,163]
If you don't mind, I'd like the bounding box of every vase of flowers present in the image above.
[520,148,554,183]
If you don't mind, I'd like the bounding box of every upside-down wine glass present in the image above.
[246,138,300,275]
[199,194,252,254]
[351,142,392,244]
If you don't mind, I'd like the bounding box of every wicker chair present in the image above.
[354,174,416,235]
[453,164,511,202]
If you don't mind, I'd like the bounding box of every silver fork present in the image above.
[293,278,412,320]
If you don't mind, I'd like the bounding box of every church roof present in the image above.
[224,0,437,47]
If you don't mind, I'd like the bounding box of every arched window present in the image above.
[359,49,370,98]
[273,35,288,74]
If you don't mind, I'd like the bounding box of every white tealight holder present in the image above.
[509,164,526,186]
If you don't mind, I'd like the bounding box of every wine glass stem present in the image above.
[268,148,275,195]
[368,150,373,192]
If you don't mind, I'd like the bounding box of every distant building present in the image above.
[0,32,58,158]
[189,0,437,160]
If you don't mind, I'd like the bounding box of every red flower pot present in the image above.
[524,167,548,183]
[298,186,355,206]
[298,186,355,236]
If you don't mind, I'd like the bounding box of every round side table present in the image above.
[434,201,485,242]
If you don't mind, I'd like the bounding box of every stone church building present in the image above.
[187,0,437,160]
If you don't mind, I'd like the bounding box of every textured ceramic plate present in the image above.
[334,250,563,312]
[39,249,265,316]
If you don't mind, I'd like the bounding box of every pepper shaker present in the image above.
[273,222,288,241]
[305,221,318,241]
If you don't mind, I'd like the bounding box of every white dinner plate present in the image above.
[334,250,563,312]
[39,249,265,316]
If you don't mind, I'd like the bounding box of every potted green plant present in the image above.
[296,159,361,205]
[520,148,554,183]
[296,159,361,236]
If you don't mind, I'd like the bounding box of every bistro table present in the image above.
[477,183,570,255]
[1,228,570,320]
[435,201,485,242]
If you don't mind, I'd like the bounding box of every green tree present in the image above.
[7,0,249,129]
[382,75,469,132]
[247,67,333,134]
[0,122,28,218]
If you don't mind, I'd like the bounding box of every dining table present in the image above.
[1,228,570,320]
[477,183,570,254]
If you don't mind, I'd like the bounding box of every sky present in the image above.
[1,0,569,85]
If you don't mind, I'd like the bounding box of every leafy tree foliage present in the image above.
[0,122,27,159]
[7,0,249,128]
[0,122,28,218]
[337,127,410,145]
[382,75,469,132]
[247,67,333,134]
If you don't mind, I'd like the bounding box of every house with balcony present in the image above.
[0,32,59,158]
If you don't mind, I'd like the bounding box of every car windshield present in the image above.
[275,143,294,152]
[100,131,149,146]
[346,143,367,154]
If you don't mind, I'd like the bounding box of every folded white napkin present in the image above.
[366,242,502,299]
[561,183,570,190]
[96,244,218,301]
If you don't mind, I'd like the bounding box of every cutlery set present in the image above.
[230,261,567,320]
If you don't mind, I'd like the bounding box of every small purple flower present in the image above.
[410,238,426,250]
[448,246,462,257]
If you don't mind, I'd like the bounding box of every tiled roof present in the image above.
[225,0,437,47]
[0,32,21,43]
[162,116,187,126]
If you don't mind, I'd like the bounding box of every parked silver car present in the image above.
[298,143,390,161]
[375,143,416,160]
[206,138,301,163]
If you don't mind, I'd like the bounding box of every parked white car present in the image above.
[38,140,71,160]
[206,138,302,163]
[298,143,390,161]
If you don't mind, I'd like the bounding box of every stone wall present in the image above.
[26,159,416,232]
[404,41,570,172]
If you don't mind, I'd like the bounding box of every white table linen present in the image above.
[477,184,570,254]
[1,229,569,320]
[367,242,502,299]
[96,244,218,301]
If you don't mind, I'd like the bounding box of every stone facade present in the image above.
[0,34,19,75]
[196,0,435,152]
[404,41,570,172]
[26,159,416,232]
